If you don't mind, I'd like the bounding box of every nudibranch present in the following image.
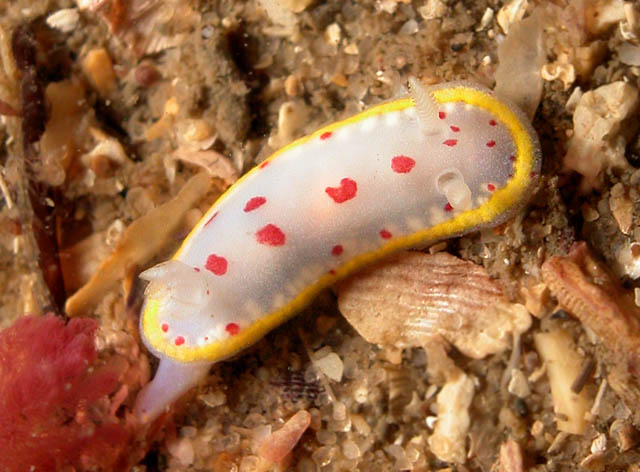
[134,80,541,421]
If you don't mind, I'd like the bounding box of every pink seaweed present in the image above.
[0,315,132,471]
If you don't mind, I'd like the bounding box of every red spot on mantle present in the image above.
[225,323,240,336]
[175,336,185,346]
[325,178,358,203]
[256,224,286,246]
[486,140,496,148]
[443,139,458,147]
[450,125,460,132]
[489,119,497,126]
[259,160,270,169]
[487,183,496,191]
[204,211,218,226]
[444,202,453,212]
[205,254,228,275]
[161,323,169,332]
[320,131,333,140]
[438,111,446,120]
[380,229,392,239]
[331,244,344,256]
[244,196,267,212]
[391,155,416,174]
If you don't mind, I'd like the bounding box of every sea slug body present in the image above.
[135,80,541,421]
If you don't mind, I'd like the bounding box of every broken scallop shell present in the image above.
[337,251,531,359]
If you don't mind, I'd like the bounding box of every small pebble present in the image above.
[344,43,359,55]
[309,408,322,430]
[477,7,494,30]
[311,446,335,467]
[46,8,80,33]
[200,390,226,407]
[316,429,337,445]
[91,154,114,178]
[105,219,126,247]
[331,73,349,88]
[239,456,260,472]
[328,415,351,432]
[399,19,418,35]
[135,62,160,86]
[332,401,346,421]
[315,352,344,382]
[610,419,640,452]
[325,23,341,46]
[590,432,607,454]
[354,385,368,403]
[508,369,531,398]
[284,75,302,96]
[418,0,447,20]
[82,48,116,96]
[343,356,359,379]
[342,439,360,460]
[351,413,371,436]
[201,24,214,39]
[167,437,195,466]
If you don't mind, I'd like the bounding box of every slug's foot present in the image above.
[134,357,212,422]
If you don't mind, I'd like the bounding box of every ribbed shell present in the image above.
[338,251,531,359]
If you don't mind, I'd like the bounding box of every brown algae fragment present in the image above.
[59,230,113,293]
[65,172,212,317]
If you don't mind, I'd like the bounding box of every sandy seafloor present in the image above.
[2,0,640,470]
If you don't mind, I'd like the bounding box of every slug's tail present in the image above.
[134,357,212,422]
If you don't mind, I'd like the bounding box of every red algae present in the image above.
[0,315,131,472]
